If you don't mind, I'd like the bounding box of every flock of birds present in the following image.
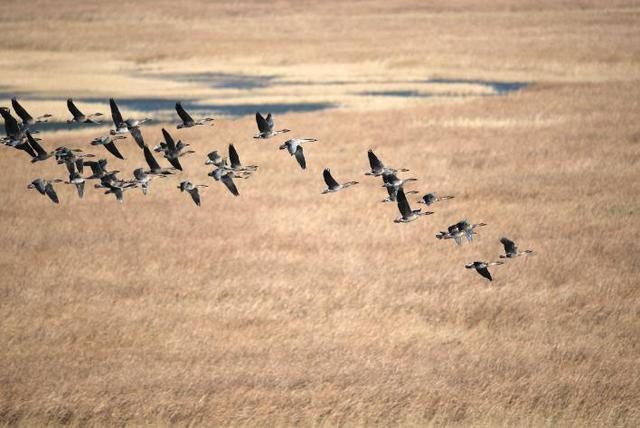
[1,96,533,282]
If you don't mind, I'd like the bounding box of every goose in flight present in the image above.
[417,192,455,206]
[84,159,118,180]
[143,145,173,176]
[322,168,358,194]
[205,150,224,166]
[130,168,155,195]
[365,149,409,176]
[54,147,94,174]
[64,161,85,199]
[66,99,103,124]
[91,135,126,160]
[254,112,290,139]
[228,144,257,174]
[109,98,150,136]
[394,188,433,223]
[499,237,534,258]
[456,219,487,242]
[27,178,62,204]
[11,98,51,127]
[175,102,214,128]
[465,261,504,282]
[381,172,417,203]
[26,131,54,163]
[279,138,316,169]
[178,181,208,206]
[154,128,192,171]
[0,107,26,143]
[381,171,417,191]
[209,167,239,196]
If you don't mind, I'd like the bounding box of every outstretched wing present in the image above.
[44,183,59,204]
[26,131,47,157]
[67,99,83,119]
[1,109,21,137]
[255,112,271,133]
[175,102,194,124]
[396,188,412,217]
[189,188,201,206]
[323,168,339,189]
[143,145,162,171]
[129,126,145,149]
[228,144,241,169]
[221,173,239,196]
[16,140,37,158]
[368,149,384,171]
[11,98,33,123]
[109,98,124,127]
[103,141,124,160]
[166,156,183,171]
[476,267,493,281]
[294,146,306,169]
[500,237,517,256]
[161,128,176,151]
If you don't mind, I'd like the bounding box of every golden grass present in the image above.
[1,1,640,426]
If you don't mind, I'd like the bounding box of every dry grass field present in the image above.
[1,0,640,426]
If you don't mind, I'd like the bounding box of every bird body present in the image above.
[499,237,534,258]
[321,168,358,193]
[175,102,214,128]
[465,261,504,281]
[279,138,317,169]
[394,188,433,223]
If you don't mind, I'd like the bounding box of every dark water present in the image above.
[425,78,528,94]
[141,72,279,90]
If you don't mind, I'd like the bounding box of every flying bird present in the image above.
[25,131,54,163]
[11,97,51,127]
[143,145,173,175]
[27,178,62,204]
[175,102,214,128]
[64,161,85,199]
[155,128,187,171]
[177,181,208,206]
[321,168,358,194]
[465,261,504,282]
[394,188,433,223]
[228,144,257,174]
[417,192,455,206]
[109,98,150,137]
[279,138,316,169]
[365,149,409,176]
[254,112,290,139]
[209,167,239,196]
[499,237,534,258]
[66,99,103,124]
[91,135,126,160]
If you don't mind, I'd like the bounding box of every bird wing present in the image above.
[368,149,384,171]
[166,156,183,171]
[143,145,162,171]
[103,141,124,160]
[221,173,239,196]
[11,98,33,123]
[323,168,339,189]
[76,181,85,199]
[26,131,47,157]
[500,237,517,256]
[396,188,412,217]
[228,144,241,169]
[75,158,84,175]
[67,99,83,119]
[161,128,176,151]
[44,183,59,203]
[109,98,124,127]
[255,112,271,133]
[1,110,21,137]
[129,126,145,149]
[65,159,76,175]
[16,141,37,158]
[294,146,306,169]
[175,102,194,124]
[189,188,201,206]
[266,113,274,129]
[476,266,493,281]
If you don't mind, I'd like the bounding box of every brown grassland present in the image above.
[1,0,640,426]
